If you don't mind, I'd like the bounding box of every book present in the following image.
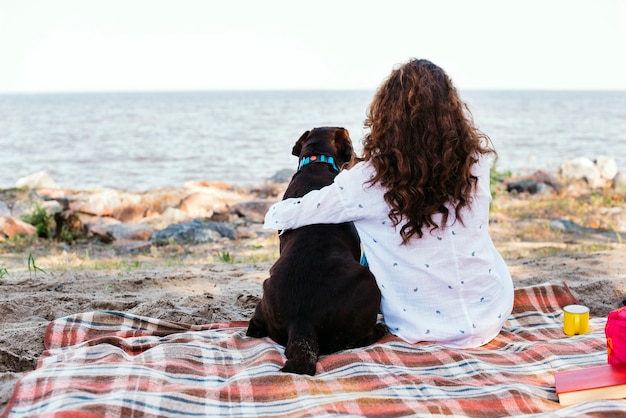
[554,362,626,406]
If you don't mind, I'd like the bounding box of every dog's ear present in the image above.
[334,128,354,163]
[292,130,310,157]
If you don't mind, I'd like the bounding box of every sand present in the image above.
[2,191,626,409]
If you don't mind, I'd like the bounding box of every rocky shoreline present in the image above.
[2,155,625,251]
[2,156,624,285]
[1,169,294,252]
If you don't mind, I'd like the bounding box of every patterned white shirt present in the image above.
[263,156,514,348]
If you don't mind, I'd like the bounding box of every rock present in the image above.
[210,212,232,222]
[0,201,10,217]
[112,203,149,223]
[506,180,549,195]
[505,169,561,195]
[268,169,295,183]
[144,207,191,230]
[231,200,274,223]
[8,197,61,239]
[104,192,149,223]
[34,189,67,200]
[178,192,215,218]
[595,156,618,180]
[549,218,615,235]
[81,216,122,243]
[139,188,187,215]
[70,189,122,217]
[614,172,626,194]
[549,219,585,232]
[529,170,561,191]
[560,157,603,188]
[250,181,288,199]
[104,223,154,241]
[67,190,146,221]
[150,219,236,245]
[9,192,42,219]
[182,183,255,213]
[0,216,37,238]
[15,171,60,190]
[79,214,121,229]
[184,180,233,190]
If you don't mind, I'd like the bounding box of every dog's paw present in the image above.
[373,323,389,341]
[245,318,268,338]
[281,359,317,376]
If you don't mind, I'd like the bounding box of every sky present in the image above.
[1,0,625,93]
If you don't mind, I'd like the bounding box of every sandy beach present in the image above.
[1,176,625,409]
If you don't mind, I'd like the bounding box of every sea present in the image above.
[1,90,625,191]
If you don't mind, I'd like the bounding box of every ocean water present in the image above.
[1,90,625,191]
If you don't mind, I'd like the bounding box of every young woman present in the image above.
[264,58,513,348]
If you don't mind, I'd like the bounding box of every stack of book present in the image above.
[555,362,626,406]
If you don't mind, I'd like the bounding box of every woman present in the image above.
[264,58,513,348]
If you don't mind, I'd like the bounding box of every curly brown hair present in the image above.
[362,58,495,244]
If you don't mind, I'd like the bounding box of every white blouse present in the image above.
[263,156,513,348]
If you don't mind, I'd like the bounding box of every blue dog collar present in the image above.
[298,155,340,172]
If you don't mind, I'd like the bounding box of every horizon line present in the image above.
[2,87,626,96]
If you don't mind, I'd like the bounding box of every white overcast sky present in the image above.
[1,0,625,93]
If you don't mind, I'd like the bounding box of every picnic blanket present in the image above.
[2,282,625,417]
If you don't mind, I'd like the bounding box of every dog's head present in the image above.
[291,127,354,168]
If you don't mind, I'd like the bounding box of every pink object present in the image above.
[605,306,626,364]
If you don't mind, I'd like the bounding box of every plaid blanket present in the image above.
[2,282,624,417]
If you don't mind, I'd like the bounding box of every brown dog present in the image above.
[246,127,385,375]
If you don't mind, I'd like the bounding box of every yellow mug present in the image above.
[563,304,590,336]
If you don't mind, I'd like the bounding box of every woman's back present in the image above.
[330,156,513,348]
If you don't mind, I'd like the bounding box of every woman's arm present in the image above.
[263,182,353,231]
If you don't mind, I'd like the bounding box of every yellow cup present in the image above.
[563,304,590,336]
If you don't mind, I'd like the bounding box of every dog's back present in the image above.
[246,127,384,375]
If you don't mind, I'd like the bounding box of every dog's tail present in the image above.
[281,322,319,376]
